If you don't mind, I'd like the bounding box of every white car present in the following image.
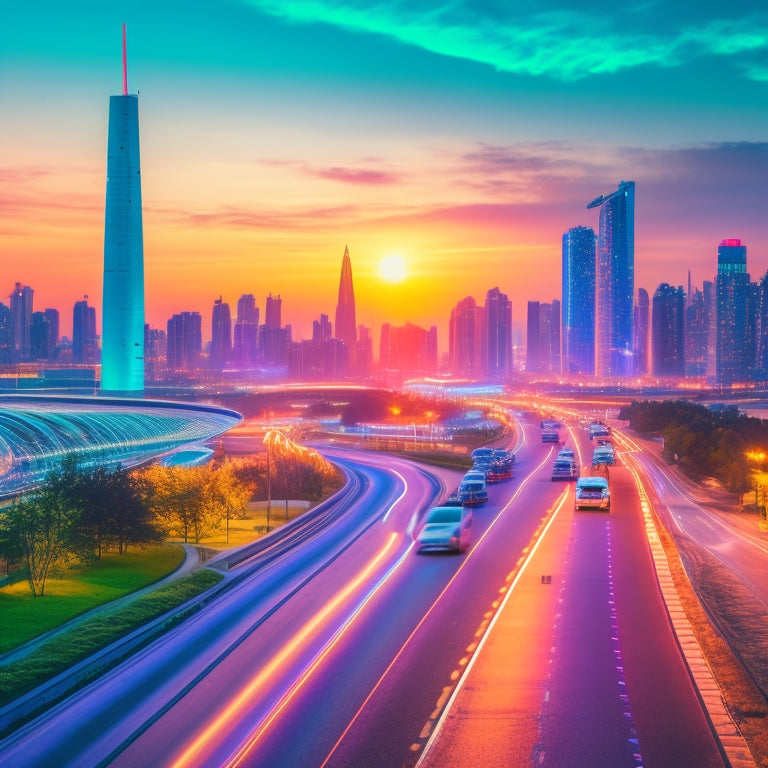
[417,505,472,553]
[575,477,611,511]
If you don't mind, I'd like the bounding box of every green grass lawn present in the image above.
[0,544,185,654]
[0,569,223,707]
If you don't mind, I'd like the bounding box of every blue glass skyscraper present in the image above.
[102,25,144,392]
[716,238,753,385]
[561,226,595,375]
[587,181,635,377]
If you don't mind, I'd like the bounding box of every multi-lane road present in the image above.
[0,412,752,767]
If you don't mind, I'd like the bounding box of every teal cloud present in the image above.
[245,0,768,81]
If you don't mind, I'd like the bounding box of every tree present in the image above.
[2,489,79,596]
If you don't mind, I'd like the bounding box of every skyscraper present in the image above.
[10,282,33,360]
[233,294,259,368]
[102,25,144,392]
[167,312,202,371]
[334,246,357,356]
[449,296,481,377]
[652,283,685,377]
[73,297,98,363]
[633,288,650,376]
[44,308,60,359]
[685,286,710,378]
[210,296,232,370]
[0,304,14,364]
[716,239,753,385]
[485,287,512,380]
[30,312,50,361]
[561,226,595,375]
[588,181,635,377]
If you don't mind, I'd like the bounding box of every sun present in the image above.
[377,253,408,283]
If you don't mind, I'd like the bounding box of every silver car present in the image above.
[417,505,472,553]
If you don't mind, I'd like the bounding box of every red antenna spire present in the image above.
[122,23,128,95]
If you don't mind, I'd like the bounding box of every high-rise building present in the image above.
[485,287,512,379]
[102,25,144,392]
[260,294,290,366]
[30,312,50,361]
[233,294,259,368]
[652,284,685,377]
[73,297,98,363]
[634,288,650,376]
[144,325,167,380]
[210,296,232,370]
[587,181,635,377]
[44,308,59,359]
[0,304,14,364]
[167,311,202,371]
[10,282,33,360]
[526,301,541,373]
[526,300,560,374]
[265,293,281,329]
[561,226,595,375]
[334,246,357,357]
[716,239,753,385]
[379,322,437,375]
[685,286,710,378]
[449,296,481,377]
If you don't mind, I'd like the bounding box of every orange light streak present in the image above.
[320,444,560,767]
[169,531,400,768]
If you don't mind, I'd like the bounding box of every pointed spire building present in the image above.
[334,245,357,357]
[102,24,145,392]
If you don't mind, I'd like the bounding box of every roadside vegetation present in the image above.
[0,569,222,707]
[619,400,768,506]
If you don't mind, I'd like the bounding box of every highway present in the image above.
[0,413,735,767]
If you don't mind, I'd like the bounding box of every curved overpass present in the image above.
[0,395,241,496]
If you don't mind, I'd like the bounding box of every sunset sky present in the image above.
[1,0,766,350]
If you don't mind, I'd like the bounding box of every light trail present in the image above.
[225,536,417,767]
[319,446,559,768]
[417,486,571,767]
[168,532,400,768]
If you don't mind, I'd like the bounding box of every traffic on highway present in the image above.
[0,404,758,768]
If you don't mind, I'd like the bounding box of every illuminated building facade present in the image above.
[102,26,144,392]
[716,238,754,385]
[561,226,595,375]
[588,181,635,377]
[652,283,685,377]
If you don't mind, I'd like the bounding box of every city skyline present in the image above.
[1,2,767,347]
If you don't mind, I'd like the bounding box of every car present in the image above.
[417,505,472,553]
[458,477,488,505]
[551,458,578,481]
[471,447,494,463]
[557,447,575,461]
[541,430,560,443]
[592,447,615,466]
[575,476,611,511]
